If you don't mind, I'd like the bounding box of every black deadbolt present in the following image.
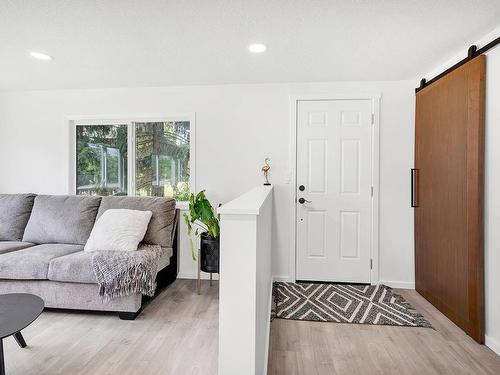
[299,185,305,191]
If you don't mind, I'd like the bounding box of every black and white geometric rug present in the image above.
[272,282,432,328]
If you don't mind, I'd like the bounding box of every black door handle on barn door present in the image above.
[411,169,419,207]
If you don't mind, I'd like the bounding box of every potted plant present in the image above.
[183,190,220,273]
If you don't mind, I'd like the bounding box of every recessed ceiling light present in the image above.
[29,51,53,61]
[248,43,267,53]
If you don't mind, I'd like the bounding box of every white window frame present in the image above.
[68,113,196,209]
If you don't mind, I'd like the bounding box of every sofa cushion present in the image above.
[96,196,176,247]
[0,244,83,280]
[0,241,35,254]
[48,251,96,283]
[23,195,102,245]
[48,247,173,284]
[0,194,36,241]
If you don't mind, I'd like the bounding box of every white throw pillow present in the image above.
[84,209,153,252]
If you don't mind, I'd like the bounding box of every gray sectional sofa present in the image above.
[0,193,178,320]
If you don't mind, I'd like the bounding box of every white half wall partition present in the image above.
[218,185,274,375]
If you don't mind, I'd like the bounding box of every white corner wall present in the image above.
[218,186,273,375]
[484,44,500,356]
[0,80,416,288]
[420,25,500,355]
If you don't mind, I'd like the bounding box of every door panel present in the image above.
[296,99,373,283]
[341,139,360,193]
[308,140,327,193]
[340,211,360,259]
[306,211,327,257]
[414,55,485,343]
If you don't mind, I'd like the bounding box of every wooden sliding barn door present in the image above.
[414,55,485,343]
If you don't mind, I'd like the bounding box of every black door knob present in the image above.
[298,197,305,204]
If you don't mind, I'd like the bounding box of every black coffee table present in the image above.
[0,294,44,375]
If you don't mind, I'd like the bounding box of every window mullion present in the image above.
[128,121,136,196]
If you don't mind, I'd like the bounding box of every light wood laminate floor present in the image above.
[5,279,219,375]
[5,281,500,374]
[268,288,500,375]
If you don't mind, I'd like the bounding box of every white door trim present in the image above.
[287,94,381,284]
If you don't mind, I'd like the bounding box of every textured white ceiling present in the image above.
[1,0,499,90]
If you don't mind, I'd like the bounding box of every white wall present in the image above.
[485,44,500,356]
[420,25,500,355]
[0,80,416,286]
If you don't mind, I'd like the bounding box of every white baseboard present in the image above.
[177,272,220,281]
[272,275,294,282]
[485,335,500,356]
[272,276,415,290]
[179,273,286,282]
[378,280,415,289]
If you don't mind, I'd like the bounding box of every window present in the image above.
[71,115,194,202]
[75,124,128,196]
[135,121,190,200]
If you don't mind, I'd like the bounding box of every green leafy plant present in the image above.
[183,190,220,261]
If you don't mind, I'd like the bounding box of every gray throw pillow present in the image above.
[0,194,36,241]
[23,195,102,245]
[96,196,176,247]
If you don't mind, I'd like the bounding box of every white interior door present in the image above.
[296,99,373,283]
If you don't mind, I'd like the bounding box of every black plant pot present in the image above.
[200,232,220,273]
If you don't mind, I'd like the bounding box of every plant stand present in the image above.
[197,248,217,295]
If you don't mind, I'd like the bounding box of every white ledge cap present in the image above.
[218,185,273,215]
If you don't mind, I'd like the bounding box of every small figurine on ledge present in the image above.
[261,158,271,186]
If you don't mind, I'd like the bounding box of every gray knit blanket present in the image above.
[91,244,163,301]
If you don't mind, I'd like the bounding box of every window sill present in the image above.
[175,201,189,210]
